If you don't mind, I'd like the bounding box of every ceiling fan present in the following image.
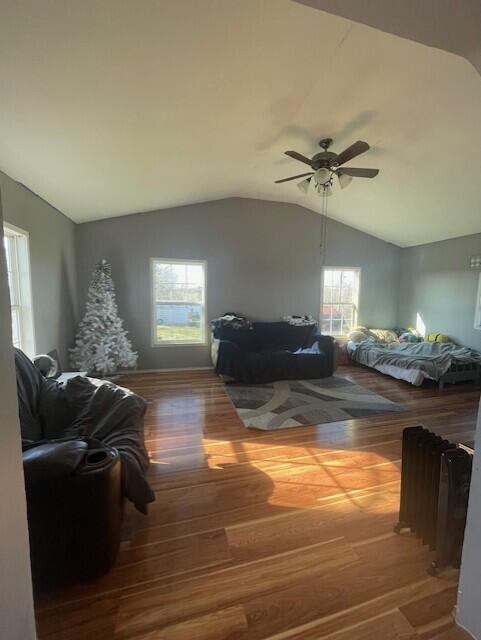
[275,138,379,196]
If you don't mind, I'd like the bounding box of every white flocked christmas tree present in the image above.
[70,259,138,375]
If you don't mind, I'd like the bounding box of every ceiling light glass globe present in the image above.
[313,168,331,185]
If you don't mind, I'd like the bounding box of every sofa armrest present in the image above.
[23,439,89,484]
[214,339,245,379]
[309,333,334,350]
[309,333,337,374]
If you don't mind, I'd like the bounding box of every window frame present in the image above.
[320,266,361,338]
[474,273,481,331]
[150,257,208,347]
[3,222,36,356]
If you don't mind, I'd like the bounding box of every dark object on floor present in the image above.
[15,349,155,585]
[394,426,473,574]
[213,320,336,383]
[225,375,403,430]
[25,441,122,589]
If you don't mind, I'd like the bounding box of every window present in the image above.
[321,267,360,336]
[151,259,207,345]
[3,223,35,355]
[475,274,481,331]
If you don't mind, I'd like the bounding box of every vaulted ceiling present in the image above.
[1,0,481,247]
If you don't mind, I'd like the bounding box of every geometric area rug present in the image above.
[224,376,404,430]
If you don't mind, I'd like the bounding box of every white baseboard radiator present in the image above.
[394,426,473,575]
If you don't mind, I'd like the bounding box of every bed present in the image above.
[347,338,481,388]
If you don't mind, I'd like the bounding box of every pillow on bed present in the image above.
[426,333,451,343]
[348,329,370,343]
[370,329,399,344]
[399,331,422,343]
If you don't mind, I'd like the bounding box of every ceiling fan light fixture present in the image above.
[338,172,353,189]
[313,168,331,186]
[297,178,311,194]
[275,137,378,194]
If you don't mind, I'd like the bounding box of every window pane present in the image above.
[321,268,359,335]
[323,285,332,304]
[341,304,354,334]
[6,269,19,306]
[4,235,14,272]
[186,263,204,284]
[155,303,202,343]
[156,283,203,303]
[321,318,331,333]
[11,307,22,348]
[331,318,342,334]
[341,271,355,303]
[152,260,205,344]
[3,225,35,354]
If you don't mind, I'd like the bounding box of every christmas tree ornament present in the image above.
[70,259,138,375]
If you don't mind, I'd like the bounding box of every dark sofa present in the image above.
[15,349,155,586]
[212,321,336,383]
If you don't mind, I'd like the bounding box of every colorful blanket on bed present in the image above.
[350,340,481,381]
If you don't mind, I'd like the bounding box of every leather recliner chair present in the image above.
[24,438,122,588]
[14,349,154,589]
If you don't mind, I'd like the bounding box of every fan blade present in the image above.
[285,150,313,166]
[331,141,370,167]
[338,167,379,178]
[274,172,313,184]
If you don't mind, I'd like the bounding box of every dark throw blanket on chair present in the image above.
[15,349,155,513]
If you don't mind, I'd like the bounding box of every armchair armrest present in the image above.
[23,439,88,484]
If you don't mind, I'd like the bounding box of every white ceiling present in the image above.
[1,0,481,247]
[296,0,481,77]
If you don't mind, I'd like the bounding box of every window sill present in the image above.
[151,341,208,348]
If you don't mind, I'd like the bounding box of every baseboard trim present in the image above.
[454,610,477,640]
[122,366,214,374]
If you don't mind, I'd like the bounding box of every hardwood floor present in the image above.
[34,365,480,639]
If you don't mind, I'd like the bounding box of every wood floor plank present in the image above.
[130,605,249,640]
[241,534,439,639]
[33,366,479,640]
[35,529,233,611]
[114,537,358,638]
[316,609,417,640]
[35,595,118,639]
[400,585,458,631]
[259,577,457,640]
[430,625,474,639]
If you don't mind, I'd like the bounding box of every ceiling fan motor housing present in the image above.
[311,151,336,170]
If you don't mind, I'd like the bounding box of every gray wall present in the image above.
[324,217,401,330]
[399,232,481,350]
[0,171,77,366]
[0,192,37,640]
[76,198,401,369]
